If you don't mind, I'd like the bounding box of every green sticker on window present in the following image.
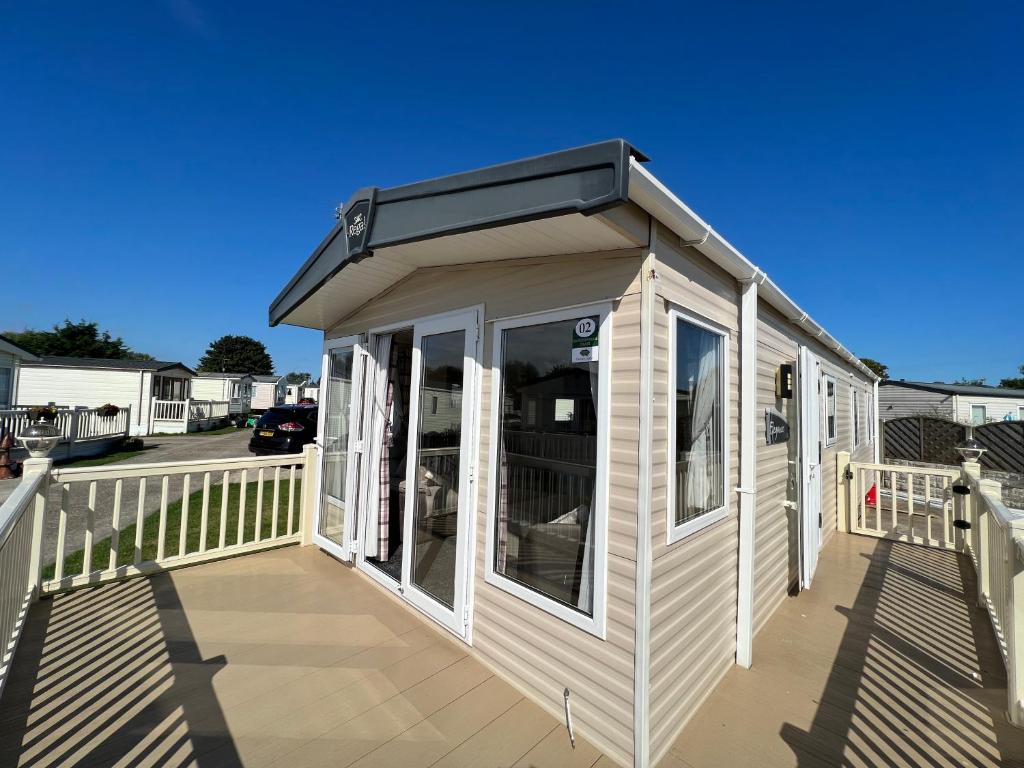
[571,316,599,363]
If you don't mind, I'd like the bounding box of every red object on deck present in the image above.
[865,483,878,507]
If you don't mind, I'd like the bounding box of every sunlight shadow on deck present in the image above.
[669,535,1024,768]
[0,572,239,767]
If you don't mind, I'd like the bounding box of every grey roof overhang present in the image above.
[269,139,648,327]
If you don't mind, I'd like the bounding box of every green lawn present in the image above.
[45,476,302,580]
[62,449,147,469]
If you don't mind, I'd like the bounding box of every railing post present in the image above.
[300,443,318,546]
[836,451,851,533]
[963,460,981,557]
[976,479,998,609]
[22,457,53,600]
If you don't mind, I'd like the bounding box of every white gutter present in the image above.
[627,160,880,383]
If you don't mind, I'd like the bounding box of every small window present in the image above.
[866,392,874,443]
[0,366,11,409]
[1018,406,1024,422]
[971,404,987,425]
[824,376,838,446]
[487,306,609,636]
[852,387,861,449]
[668,310,729,543]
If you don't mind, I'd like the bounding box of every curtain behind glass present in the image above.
[677,319,723,525]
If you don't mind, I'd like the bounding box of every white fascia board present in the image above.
[627,160,878,383]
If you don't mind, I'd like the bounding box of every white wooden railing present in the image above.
[845,458,963,548]
[150,398,229,433]
[1,406,132,454]
[0,461,46,698]
[0,445,318,696]
[839,452,1024,725]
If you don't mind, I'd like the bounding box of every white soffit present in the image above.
[280,210,645,330]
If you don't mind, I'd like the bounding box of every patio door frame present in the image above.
[312,334,365,562]
[798,345,823,588]
[354,305,483,642]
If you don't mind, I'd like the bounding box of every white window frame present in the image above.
[484,303,612,638]
[666,306,731,545]
[971,404,987,425]
[1019,406,1024,422]
[851,386,861,449]
[824,375,838,446]
[866,391,874,444]
[0,365,12,409]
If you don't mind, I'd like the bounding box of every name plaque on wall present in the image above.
[765,408,790,445]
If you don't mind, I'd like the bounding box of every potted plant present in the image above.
[28,405,59,423]
[97,403,120,418]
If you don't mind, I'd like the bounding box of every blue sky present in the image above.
[2,2,1021,382]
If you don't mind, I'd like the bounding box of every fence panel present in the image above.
[977,422,1024,474]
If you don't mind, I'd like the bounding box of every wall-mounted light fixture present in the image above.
[776,363,794,400]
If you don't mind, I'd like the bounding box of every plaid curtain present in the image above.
[377,339,413,561]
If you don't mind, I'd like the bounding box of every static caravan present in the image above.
[268,140,879,768]
[16,356,196,436]
[191,372,255,416]
[0,335,39,410]
[250,374,286,412]
[284,383,318,404]
[879,379,1024,424]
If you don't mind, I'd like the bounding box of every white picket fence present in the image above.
[839,452,1024,725]
[0,445,318,696]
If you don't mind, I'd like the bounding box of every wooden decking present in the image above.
[666,533,1024,768]
[0,546,606,768]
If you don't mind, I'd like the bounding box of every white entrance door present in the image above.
[400,309,478,635]
[313,335,365,562]
[352,307,480,640]
[799,346,823,588]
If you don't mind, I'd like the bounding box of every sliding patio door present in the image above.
[314,335,365,562]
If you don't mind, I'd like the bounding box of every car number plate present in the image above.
[260,430,275,437]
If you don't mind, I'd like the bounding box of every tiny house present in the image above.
[191,372,255,416]
[250,374,286,412]
[16,356,196,436]
[268,140,879,767]
[879,379,1024,424]
[0,335,38,409]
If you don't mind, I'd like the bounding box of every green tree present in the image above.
[3,320,153,360]
[197,335,273,375]
[999,365,1024,389]
[285,371,313,384]
[859,358,889,380]
[954,377,987,386]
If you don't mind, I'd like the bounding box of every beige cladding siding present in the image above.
[325,251,643,767]
[753,313,801,633]
[648,227,742,764]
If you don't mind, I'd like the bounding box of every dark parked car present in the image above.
[249,404,318,455]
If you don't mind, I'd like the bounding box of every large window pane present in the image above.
[825,377,837,443]
[0,367,11,408]
[493,317,599,617]
[410,330,465,609]
[673,317,724,527]
[320,346,354,547]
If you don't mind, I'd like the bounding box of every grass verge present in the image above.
[45,476,301,580]
[62,450,147,469]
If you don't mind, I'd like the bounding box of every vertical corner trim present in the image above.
[735,279,758,669]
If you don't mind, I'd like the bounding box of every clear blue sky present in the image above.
[2,2,1021,382]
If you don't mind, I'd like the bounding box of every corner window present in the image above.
[866,392,874,443]
[824,376,838,446]
[487,306,610,636]
[971,404,987,425]
[668,309,729,543]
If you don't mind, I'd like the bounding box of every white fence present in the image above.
[150,398,229,434]
[0,445,318,695]
[1,407,132,461]
[839,452,1024,726]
